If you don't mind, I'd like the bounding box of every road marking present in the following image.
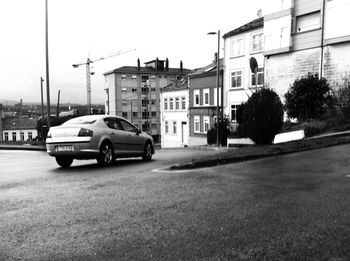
[152,167,195,173]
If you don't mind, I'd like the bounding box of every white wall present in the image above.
[325,0,350,40]
[264,15,292,52]
[160,89,189,148]
[3,129,38,141]
[105,74,116,115]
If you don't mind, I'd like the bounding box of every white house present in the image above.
[2,117,38,142]
[160,78,189,148]
[223,17,264,130]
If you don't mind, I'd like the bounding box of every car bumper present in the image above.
[46,142,99,159]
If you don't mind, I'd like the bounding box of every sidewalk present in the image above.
[0,144,46,151]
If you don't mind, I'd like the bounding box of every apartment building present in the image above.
[160,78,189,148]
[103,58,190,142]
[264,0,350,96]
[223,17,264,129]
[187,59,223,146]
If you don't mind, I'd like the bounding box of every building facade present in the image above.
[104,58,190,142]
[188,59,223,146]
[160,78,189,148]
[2,117,38,142]
[264,0,350,97]
[223,17,264,130]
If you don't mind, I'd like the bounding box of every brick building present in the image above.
[103,58,190,142]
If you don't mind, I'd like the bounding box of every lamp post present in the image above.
[208,30,221,146]
[45,0,51,129]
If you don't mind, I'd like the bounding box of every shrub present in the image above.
[207,118,231,146]
[333,80,350,121]
[284,73,330,121]
[302,120,327,137]
[241,88,284,145]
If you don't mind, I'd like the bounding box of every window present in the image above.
[165,121,169,134]
[175,97,180,110]
[251,68,264,87]
[150,75,156,80]
[20,132,24,141]
[122,112,128,118]
[4,132,8,141]
[121,75,127,80]
[142,99,149,106]
[181,97,186,110]
[203,116,210,133]
[132,88,137,93]
[194,116,200,133]
[119,118,137,133]
[194,89,200,106]
[231,71,243,88]
[231,104,241,123]
[169,98,174,110]
[142,123,149,131]
[164,98,168,111]
[296,12,321,33]
[132,112,138,117]
[151,123,157,130]
[104,118,121,130]
[142,87,148,94]
[203,89,210,105]
[122,100,128,106]
[173,121,177,134]
[12,132,16,141]
[151,99,156,105]
[151,111,156,117]
[230,36,245,57]
[28,132,33,140]
[142,111,149,119]
[132,75,137,80]
[251,32,263,53]
[141,75,149,83]
[151,88,156,92]
[213,88,222,106]
[122,87,127,94]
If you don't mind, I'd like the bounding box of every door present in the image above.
[118,118,145,154]
[181,121,188,146]
[103,117,128,155]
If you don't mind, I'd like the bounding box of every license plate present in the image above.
[55,145,74,152]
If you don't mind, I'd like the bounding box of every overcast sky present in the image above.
[0,0,274,105]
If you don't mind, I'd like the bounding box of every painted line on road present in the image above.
[152,167,196,173]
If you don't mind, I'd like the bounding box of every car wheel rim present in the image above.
[146,144,152,158]
[102,145,112,163]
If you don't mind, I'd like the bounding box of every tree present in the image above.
[241,88,284,145]
[284,73,330,121]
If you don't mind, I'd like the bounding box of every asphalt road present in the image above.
[0,145,350,260]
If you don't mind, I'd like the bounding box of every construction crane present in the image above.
[72,49,136,114]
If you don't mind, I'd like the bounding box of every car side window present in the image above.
[104,118,121,130]
[118,118,137,133]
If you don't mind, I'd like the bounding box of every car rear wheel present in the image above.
[142,141,153,161]
[97,142,114,166]
[55,156,73,168]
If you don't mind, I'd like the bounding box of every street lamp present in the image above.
[208,30,221,146]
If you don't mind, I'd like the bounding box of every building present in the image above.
[264,0,350,97]
[2,117,38,142]
[160,78,189,148]
[0,104,3,141]
[187,58,223,146]
[103,58,190,142]
[223,17,264,130]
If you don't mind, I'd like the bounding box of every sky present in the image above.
[0,0,275,105]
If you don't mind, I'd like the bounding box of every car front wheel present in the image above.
[97,142,114,166]
[142,142,153,161]
[55,156,73,168]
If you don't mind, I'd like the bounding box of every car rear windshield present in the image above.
[63,118,97,125]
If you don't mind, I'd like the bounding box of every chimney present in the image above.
[165,58,169,71]
[137,58,140,70]
[180,60,183,72]
[156,57,159,71]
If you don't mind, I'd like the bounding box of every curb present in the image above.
[0,145,46,151]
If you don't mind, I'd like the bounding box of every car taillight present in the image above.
[46,131,52,138]
[78,128,93,137]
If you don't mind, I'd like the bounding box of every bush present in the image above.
[302,120,327,137]
[207,118,231,146]
[240,88,284,145]
[333,80,350,121]
[284,73,330,121]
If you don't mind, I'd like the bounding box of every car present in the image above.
[46,115,155,168]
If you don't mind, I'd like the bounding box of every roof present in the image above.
[104,66,191,76]
[223,17,263,39]
[161,77,189,92]
[188,59,224,78]
[3,117,38,130]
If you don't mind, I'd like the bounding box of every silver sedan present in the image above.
[46,115,155,168]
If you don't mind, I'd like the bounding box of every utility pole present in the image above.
[45,0,51,129]
[56,90,60,118]
[19,98,23,141]
[40,77,45,121]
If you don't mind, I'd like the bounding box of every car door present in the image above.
[117,118,145,154]
[103,117,128,156]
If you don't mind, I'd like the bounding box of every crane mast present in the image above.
[73,49,136,114]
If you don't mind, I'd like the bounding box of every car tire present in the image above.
[55,156,73,168]
[142,141,153,161]
[97,141,114,166]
